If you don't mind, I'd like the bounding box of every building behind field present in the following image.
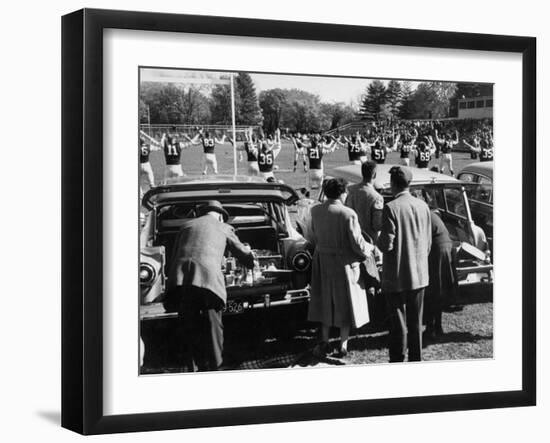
[457,95,493,119]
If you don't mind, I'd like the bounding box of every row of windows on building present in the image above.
[458,98,493,110]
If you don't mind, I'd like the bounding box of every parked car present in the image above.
[457,161,493,250]
[312,164,493,288]
[139,176,312,321]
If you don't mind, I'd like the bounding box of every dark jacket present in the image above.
[428,210,456,298]
[377,190,432,292]
[166,215,254,304]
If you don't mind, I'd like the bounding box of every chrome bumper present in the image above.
[140,288,310,321]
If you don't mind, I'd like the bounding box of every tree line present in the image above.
[139,72,491,133]
[358,80,492,121]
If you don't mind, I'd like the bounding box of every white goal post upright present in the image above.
[230,73,237,176]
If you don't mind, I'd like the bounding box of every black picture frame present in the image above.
[61,8,536,435]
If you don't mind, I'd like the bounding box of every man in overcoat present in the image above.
[308,178,375,358]
[165,200,255,371]
[345,161,383,323]
[377,166,432,362]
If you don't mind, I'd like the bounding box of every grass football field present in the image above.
[145,140,478,191]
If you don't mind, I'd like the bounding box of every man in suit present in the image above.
[377,166,432,362]
[345,161,383,324]
[165,200,255,371]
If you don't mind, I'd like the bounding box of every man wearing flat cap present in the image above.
[166,200,255,371]
[377,166,432,362]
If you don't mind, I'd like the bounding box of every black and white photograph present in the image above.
[138,67,494,374]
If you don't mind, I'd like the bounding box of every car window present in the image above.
[479,176,492,185]
[444,188,468,218]
[467,183,493,204]
[420,187,446,212]
[458,173,476,183]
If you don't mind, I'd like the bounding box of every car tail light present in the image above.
[291,251,311,272]
[139,263,156,284]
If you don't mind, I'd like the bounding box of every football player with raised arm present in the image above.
[434,128,459,175]
[291,133,309,173]
[372,132,400,164]
[160,126,187,180]
[229,128,260,176]
[413,134,437,169]
[306,134,337,193]
[257,129,282,181]
[463,134,494,162]
[139,133,161,195]
[339,132,369,165]
[186,128,226,175]
[398,127,418,167]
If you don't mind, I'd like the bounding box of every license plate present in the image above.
[224,300,244,314]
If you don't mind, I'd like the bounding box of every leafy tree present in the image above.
[321,102,357,129]
[173,86,211,125]
[410,82,457,119]
[210,84,234,125]
[235,72,263,125]
[140,82,211,124]
[359,80,387,120]
[259,89,287,133]
[280,89,324,133]
[139,99,149,124]
[259,88,326,133]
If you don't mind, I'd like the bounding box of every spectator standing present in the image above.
[308,178,374,358]
[345,161,384,244]
[345,161,384,323]
[165,200,255,371]
[424,209,456,339]
[377,166,432,362]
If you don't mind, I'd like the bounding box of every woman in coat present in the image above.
[308,178,375,358]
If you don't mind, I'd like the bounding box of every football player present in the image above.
[291,133,309,172]
[230,128,260,176]
[434,129,459,175]
[306,134,337,193]
[372,133,400,164]
[160,126,186,180]
[139,133,161,196]
[186,128,226,175]
[340,132,368,165]
[413,136,437,169]
[398,128,417,167]
[257,129,282,181]
[463,135,493,162]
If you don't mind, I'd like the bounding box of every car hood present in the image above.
[142,177,300,209]
[332,164,461,189]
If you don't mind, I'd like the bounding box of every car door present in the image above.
[463,181,493,250]
[411,185,477,247]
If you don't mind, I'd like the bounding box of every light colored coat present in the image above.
[307,199,374,329]
[377,191,432,292]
